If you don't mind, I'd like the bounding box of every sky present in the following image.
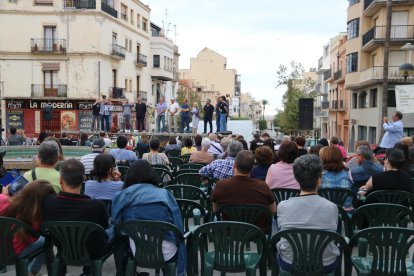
[146,0,348,115]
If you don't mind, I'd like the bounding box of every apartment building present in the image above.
[239,92,262,121]
[180,47,241,117]
[346,0,414,150]
[0,0,156,135]
[324,33,350,149]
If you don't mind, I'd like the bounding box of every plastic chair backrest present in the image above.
[366,190,414,208]
[318,188,356,206]
[271,228,348,275]
[175,199,207,232]
[176,169,199,176]
[193,221,266,272]
[179,154,191,164]
[115,220,183,269]
[173,173,203,187]
[180,163,205,170]
[166,184,207,202]
[41,221,107,265]
[166,149,180,158]
[215,204,273,235]
[168,157,182,172]
[349,226,414,275]
[271,188,300,205]
[0,216,34,265]
[154,167,174,187]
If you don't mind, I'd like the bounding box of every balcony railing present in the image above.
[63,0,96,9]
[31,84,67,97]
[362,25,414,47]
[109,87,125,99]
[340,100,344,110]
[334,70,342,80]
[101,1,117,18]
[31,38,66,53]
[323,69,332,81]
[135,54,147,67]
[111,44,125,59]
[138,91,148,102]
[321,101,330,109]
[359,66,406,83]
[364,0,375,9]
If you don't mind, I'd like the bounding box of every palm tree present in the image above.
[261,99,268,120]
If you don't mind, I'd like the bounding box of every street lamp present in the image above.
[399,43,414,81]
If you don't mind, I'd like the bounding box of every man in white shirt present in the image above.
[207,133,223,155]
[167,98,180,133]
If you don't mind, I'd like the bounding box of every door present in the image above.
[391,11,408,38]
[44,26,56,51]
[136,75,140,97]
[44,71,57,96]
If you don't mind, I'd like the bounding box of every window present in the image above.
[387,89,396,107]
[153,55,160,68]
[125,78,128,91]
[352,93,358,109]
[44,26,56,51]
[404,128,414,136]
[124,38,132,52]
[112,32,117,44]
[44,70,57,88]
[129,80,132,92]
[358,91,367,108]
[370,88,377,107]
[358,125,367,141]
[34,0,53,5]
[136,14,141,28]
[349,0,360,5]
[346,52,358,73]
[130,10,134,24]
[369,127,376,144]
[142,18,148,31]
[121,4,128,21]
[347,18,359,39]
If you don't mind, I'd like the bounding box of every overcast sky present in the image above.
[146,0,348,115]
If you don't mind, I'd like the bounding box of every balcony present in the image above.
[315,109,328,118]
[359,66,413,84]
[109,87,125,99]
[364,0,414,16]
[334,70,343,81]
[63,0,96,9]
[135,54,147,67]
[362,25,414,51]
[330,100,346,112]
[321,101,330,109]
[101,1,117,18]
[30,38,66,54]
[323,69,333,82]
[31,85,67,98]
[111,44,125,59]
[137,91,148,102]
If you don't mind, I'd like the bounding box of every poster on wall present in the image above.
[61,111,78,132]
[395,85,414,114]
[6,110,24,130]
[79,111,92,132]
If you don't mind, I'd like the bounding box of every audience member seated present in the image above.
[350,145,383,189]
[59,133,74,146]
[85,154,123,200]
[237,138,249,150]
[194,134,203,151]
[359,148,413,196]
[265,141,299,190]
[249,133,263,152]
[8,127,26,146]
[250,146,273,180]
[181,137,197,155]
[109,135,138,164]
[276,154,340,273]
[80,138,107,175]
[309,144,323,156]
[295,137,308,156]
[200,141,243,180]
[36,131,49,145]
[207,133,224,155]
[43,159,111,267]
[0,180,55,275]
[32,137,65,168]
[189,138,214,164]
[135,133,150,158]
[330,137,347,160]
[142,138,170,166]
[318,138,329,147]
[401,136,413,148]
[345,140,370,169]
[394,142,414,174]
[99,131,112,148]
[77,133,92,147]
[109,160,185,276]
[211,150,276,232]
[164,136,181,154]
[24,141,62,193]
[217,137,231,159]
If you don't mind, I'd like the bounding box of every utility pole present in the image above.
[379,0,392,143]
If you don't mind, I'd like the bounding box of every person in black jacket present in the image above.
[135,97,147,132]
[91,99,101,132]
[203,99,214,134]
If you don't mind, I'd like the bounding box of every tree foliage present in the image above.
[274,61,316,134]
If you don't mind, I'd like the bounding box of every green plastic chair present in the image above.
[166,185,209,207]
[0,217,44,276]
[271,188,300,205]
[270,228,350,276]
[348,226,414,276]
[158,146,166,153]
[115,220,184,276]
[165,148,181,158]
[117,165,130,181]
[173,173,204,188]
[178,154,191,164]
[337,205,353,238]
[180,163,206,170]
[193,221,266,276]
[168,157,183,174]
[175,199,208,233]
[176,169,199,176]
[41,221,112,276]
[365,190,414,208]
[153,167,174,187]
[318,188,357,207]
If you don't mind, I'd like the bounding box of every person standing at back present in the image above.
[156,97,167,133]
[215,97,221,132]
[167,98,180,133]
[135,97,147,132]
[180,99,190,133]
[99,95,112,132]
[121,99,134,132]
[203,99,214,134]
[375,111,404,154]
[91,98,101,132]
[218,96,228,133]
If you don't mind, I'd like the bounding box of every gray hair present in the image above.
[275,138,283,145]
[201,138,211,150]
[227,141,243,158]
[293,154,323,191]
[356,145,374,161]
[220,137,231,151]
[282,135,291,142]
[38,141,59,166]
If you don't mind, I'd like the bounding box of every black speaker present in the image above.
[298,98,314,130]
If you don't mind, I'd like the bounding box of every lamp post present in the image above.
[399,43,414,82]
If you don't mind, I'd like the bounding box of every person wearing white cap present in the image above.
[167,98,180,133]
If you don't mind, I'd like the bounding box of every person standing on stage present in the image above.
[191,102,200,134]
[156,97,167,132]
[375,111,404,153]
[181,99,190,133]
[135,97,147,132]
[121,99,134,132]
[91,98,101,132]
[218,96,229,133]
[167,98,180,133]
[99,95,111,132]
[215,97,221,132]
[203,99,214,134]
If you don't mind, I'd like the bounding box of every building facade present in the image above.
[179,47,241,117]
[239,92,262,122]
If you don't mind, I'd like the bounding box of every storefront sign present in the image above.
[79,111,92,132]
[5,99,95,110]
[6,110,24,130]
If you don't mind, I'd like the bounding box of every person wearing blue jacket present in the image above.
[108,160,186,276]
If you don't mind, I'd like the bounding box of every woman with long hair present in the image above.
[0,180,56,275]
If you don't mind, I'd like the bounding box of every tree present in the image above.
[261,99,268,120]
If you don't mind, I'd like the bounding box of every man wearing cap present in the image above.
[203,99,214,134]
[181,99,190,133]
[80,138,106,175]
[167,98,180,133]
